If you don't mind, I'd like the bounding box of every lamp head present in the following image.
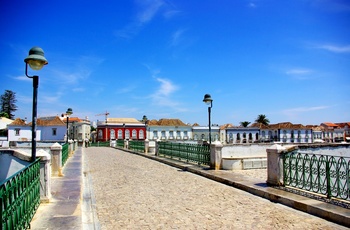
[66,108,73,115]
[203,94,213,105]
[24,46,48,70]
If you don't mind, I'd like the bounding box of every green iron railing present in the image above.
[158,142,210,166]
[116,140,124,147]
[129,140,145,152]
[1,159,41,230]
[283,150,350,201]
[62,143,69,166]
[89,141,110,147]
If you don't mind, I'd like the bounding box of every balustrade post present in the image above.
[210,141,223,170]
[124,139,129,149]
[266,144,297,186]
[68,139,74,156]
[155,140,161,156]
[36,149,52,202]
[110,139,116,148]
[50,142,63,177]
[144,139,149,154]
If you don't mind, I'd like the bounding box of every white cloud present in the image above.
[136,0,164,24]
[283,106,329,113]
[13,76,32,82]
[116,0,165,39]
[170,28,186,46]
[155,78,178,96]
[248,2,257,8]
[286,68,313,75]
[317,44,350,53]
[285,68,315,80]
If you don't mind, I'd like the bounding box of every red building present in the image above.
[96,118,146,142]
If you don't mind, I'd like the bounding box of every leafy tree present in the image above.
[0,111,9,118]
[1,90,17,119]
[141,115,148,124]
[255,114,270,126]
[240,121,251,127]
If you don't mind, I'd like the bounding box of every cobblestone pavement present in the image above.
[84,147,347,229]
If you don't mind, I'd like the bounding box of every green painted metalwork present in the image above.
[116,140,124,147]
[283,150,350,201]
[62,143,69,166]
[158,142,210,166]
[89,141,110,147]
[129,140,145,152]
[1,159,41,230]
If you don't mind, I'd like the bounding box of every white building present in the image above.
[147,119,192,141]
[192,124,220,142]
[7,116,66,142]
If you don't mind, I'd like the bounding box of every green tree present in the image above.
[240,121,251,127]
[1,90,17,119]
[0,111,9,118]
[255,114,270,126]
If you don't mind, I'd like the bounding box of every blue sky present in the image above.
[1,0,349,126]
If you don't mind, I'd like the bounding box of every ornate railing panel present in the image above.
[116,140,124,147]
[89,141,110,147]
[129,140,144,152]
[158,142,210,166]
[1,159,41,230]
[283,150,350,201]
[62,143,69,166]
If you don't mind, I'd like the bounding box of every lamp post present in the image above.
[24,47,48,162]
[65,108,73,143]
[203,94,213,144]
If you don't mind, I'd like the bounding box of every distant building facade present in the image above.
[147,119,192,141]
[96,118,145,142]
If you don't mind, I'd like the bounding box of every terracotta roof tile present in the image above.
[9,118,27,126]
[148,118,187,126]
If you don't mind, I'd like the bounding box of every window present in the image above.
[169,131,174,138]
[52,128,57,136]
[110,129,115,139]
[15,128,20,136]
[176,130,181,139]
[161,131,166,139]
[118,129,122,139]
[184,131,188,138]
[153,131,158,139]
[132,129,137,139]
[125,130,130,139]
[139,130,144,139]
[98,130,103,139]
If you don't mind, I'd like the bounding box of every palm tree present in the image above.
[255,114,270,126]
[240,121,251,127]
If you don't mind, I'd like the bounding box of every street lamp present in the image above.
[203,94,213,144]
[24,47,48,162]
[65,108,73,143]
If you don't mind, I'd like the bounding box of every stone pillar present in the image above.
[155,140,161,156]
[210,141,223,170]
[124,139,129,149]
[110,139,116,148]
[68,139,74,155]
[266,144,297,186]
[50,142,63,177]
[36,149,51,202]
[144,139,149,154]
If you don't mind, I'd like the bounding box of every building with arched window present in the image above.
[96,118,145,142]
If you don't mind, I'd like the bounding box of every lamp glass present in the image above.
[28,59,46,70]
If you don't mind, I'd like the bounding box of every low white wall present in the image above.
[222,144,269,158]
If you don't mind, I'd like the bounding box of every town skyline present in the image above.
[1,1,349,126]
